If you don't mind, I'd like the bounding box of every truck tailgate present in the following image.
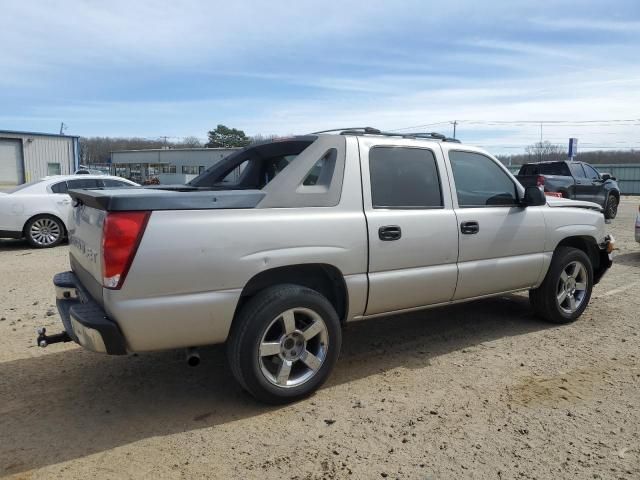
[68,203,106,301]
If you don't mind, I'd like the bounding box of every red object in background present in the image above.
[544,191,563,198]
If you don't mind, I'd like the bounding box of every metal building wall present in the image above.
[0,131,77,183]
[111,148,239,184]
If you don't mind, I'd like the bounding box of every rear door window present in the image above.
[569,163,586,178]
[369,147,442,208]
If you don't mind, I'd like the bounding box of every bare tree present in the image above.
[525,141,565,162]
[180,136,202,148]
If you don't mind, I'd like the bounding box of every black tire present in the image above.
[226,284,342,404]
[24,215,65,248]
[604,194,618,219]
[529,247,593,324]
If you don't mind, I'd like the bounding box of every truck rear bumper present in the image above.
[53,271,128,355]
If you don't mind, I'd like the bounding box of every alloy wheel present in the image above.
[29,218,62,246]
[556,260,588,314]
[258,307,329,388]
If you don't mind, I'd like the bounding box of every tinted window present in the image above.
[569,163,586,178]
[540,162,570,175]
[50,181,68,194]
[303,149,337,187]
[449,151,517,207]
[101,179,131,187]
[582,164,600,180]
[67,179,100,189]
[369,147,442,208]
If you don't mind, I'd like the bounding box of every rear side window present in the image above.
[50,181,68,194]
[449,151,517,207]
[569,163,586,178]
[369,147,442,208]
[302,149,337,187]
[102,179,131,187]
[67,179,100,189]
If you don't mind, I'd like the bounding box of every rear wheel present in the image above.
[604,194,618,219]
[227,284,341,404]
[530,247,593,324]
[25,215,65,248]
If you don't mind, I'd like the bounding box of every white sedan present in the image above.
[0,175,138,248]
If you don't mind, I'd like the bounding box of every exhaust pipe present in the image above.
[186,347,200,367]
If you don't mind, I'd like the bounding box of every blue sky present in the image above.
[1,0,639,154]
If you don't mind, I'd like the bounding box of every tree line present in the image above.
[496,141,640,166]
[79,128,640,166]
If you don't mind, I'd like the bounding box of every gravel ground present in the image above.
[1,198,639,479]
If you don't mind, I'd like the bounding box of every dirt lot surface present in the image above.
[1,198,639,479]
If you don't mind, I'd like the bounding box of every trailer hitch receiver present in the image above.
[36,327,72,348]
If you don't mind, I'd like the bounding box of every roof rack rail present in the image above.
[311,127,460,143]
[311,127,378,134]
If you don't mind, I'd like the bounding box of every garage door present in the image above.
[0,139,24,184]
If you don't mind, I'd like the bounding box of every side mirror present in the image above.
[522,186,546,207]
[601,173,613,181]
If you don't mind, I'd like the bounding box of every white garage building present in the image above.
[0,130,79,186]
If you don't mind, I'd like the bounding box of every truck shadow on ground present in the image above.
[1,294,554,475]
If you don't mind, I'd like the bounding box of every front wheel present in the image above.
[604,194,618,219]
[529,247,593,324]
[227,284,342,404]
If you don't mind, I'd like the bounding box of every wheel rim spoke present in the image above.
[575,282,587,291]
[300,350,322,371]
[560,271,568,283]
[557,290,568,304]
[281,310,296,334]
[259,342,281,357]
[302,320,323,341]
[568,295,577,311]
[276,360,292,385]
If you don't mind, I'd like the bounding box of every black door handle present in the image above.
[379,225,402,241]
[460,221,479,235]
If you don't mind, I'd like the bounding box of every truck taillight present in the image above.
[536,175,545,187]
[102,211,150,289]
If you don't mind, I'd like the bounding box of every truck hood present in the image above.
[546,196,602,212]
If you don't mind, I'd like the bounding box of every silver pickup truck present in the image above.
[42,128,614,403]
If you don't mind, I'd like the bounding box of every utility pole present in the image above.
[539,122,543,162]
[59,122,67,135]
[451,120,458,139]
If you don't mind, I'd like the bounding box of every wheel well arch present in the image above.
[233,263,349,325]
[22,213,67,237]
[608,189,620,200]
[555,235,600,270]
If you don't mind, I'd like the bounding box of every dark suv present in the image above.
[516,161,621,219]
